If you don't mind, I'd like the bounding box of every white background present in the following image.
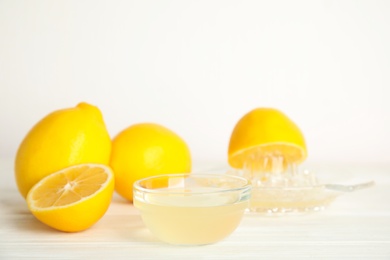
[1,0,389,165]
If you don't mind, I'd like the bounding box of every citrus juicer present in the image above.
[227,108,374,215]
[227,151,374,214]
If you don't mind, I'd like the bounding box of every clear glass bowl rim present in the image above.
[133,173,252,196]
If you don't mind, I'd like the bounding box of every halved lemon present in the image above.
[228,108,307,171]
[26,164,115,232]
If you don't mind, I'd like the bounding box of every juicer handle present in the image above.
[324,181,375,192]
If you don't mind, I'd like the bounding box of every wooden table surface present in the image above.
[1,158,390,259]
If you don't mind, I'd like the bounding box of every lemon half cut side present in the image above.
[26,164,115,232]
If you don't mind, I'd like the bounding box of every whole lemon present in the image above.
[228,108,307,170]
[110,123,191,201]
[15,102,111,198]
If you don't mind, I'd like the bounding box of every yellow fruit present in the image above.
[110,123,191,201]
[15,102,111,198]
[26,164,115,232]
[228,108,307,170]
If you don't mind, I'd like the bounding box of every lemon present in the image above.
[27,164,114,232]
[110,123,191,201]
[15,102,111,198]
[228,108,307,170]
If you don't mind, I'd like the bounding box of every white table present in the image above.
[1,158,390,259]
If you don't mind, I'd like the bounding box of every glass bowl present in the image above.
[133,173,252,245]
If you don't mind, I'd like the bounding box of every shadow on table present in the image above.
[107,196,161,243]
[0,188,56,233]
[1,188,161,243]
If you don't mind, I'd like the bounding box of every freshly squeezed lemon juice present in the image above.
[135,192,248,245]
[133,174,251,245]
